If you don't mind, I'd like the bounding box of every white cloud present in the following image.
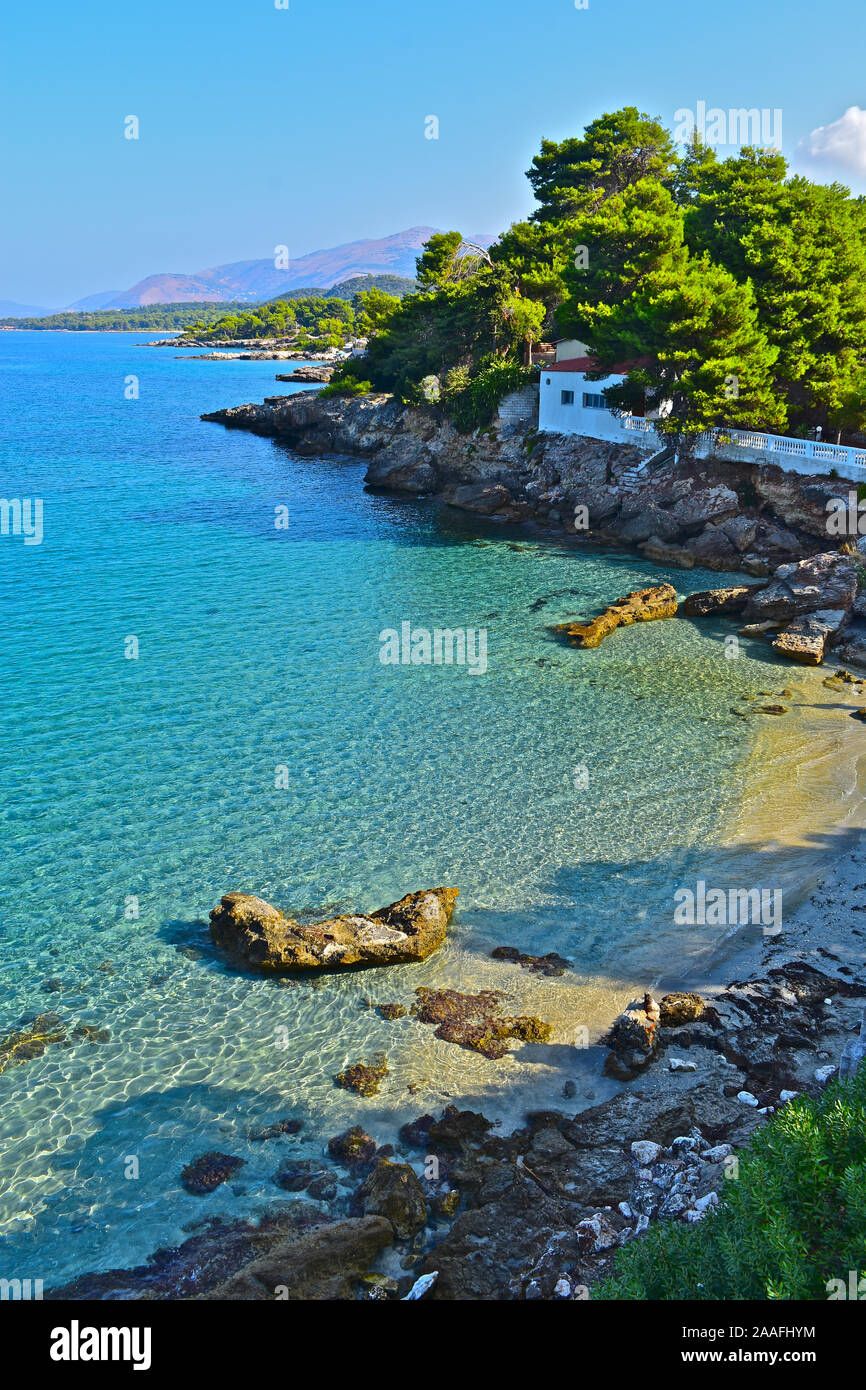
[800,105,866,174]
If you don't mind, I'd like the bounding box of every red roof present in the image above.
[547,356,651,374]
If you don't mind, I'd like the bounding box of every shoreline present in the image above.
[41,404,866,1297]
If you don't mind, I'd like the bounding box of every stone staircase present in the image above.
[619,444,677,493]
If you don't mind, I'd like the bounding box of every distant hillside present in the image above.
[0,303,251,332]
[0,276,419,333]
[272,273,417,303]
[65,229,445,310]
[0,298,53,317]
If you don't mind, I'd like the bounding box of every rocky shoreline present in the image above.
[47,848,866,1300]
[202,388,866,670]
[41,388,866,1302]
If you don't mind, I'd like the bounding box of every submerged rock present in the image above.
[552,584,678,650]
[327,1126,377,1167]
[412,987,552,1059]
[490,945,571,976]
[377,1003,408,1020]
[0,1012,68,1073]
[181,1152,245,1195]
[209,886,458,972]
[357,1158,428,1239]
[335,1055,389,1097]
[248,1117,303,1142]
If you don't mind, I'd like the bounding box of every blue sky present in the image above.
[3,0,866,306]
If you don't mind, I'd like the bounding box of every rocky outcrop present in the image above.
[412,986,552,1058]
[274,364,335,383]
[356,1159,428,1239]
[681,585,755,617]
[199,1216,394,1300]
[180,1152,245,1195]
[683,553,865,666]
[552,583,678,649]
[209,886,457,972]
[201,390,860,579]
[771,610,848,665]
[742,551,858,624]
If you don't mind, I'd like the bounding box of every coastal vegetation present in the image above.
[329,107,866,440]
[0,274,416,335]
[0,302,252,331]
[595,1068,866,1300]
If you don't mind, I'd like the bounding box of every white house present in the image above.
[538,338,670,447]
[537,339,866,482]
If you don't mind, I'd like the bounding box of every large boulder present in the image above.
[357,1159,428,1239]
[771,610,848,665]
[667,485,740,535]
[681,586,755,617]
[365,437,438,493]
[603,993,661,1079]
[685,525,741,569]
[200,1216,393,1300]
[444,482,520,517]
[209,887,458,971]
[553,583,678,649]
[743,552,858,623]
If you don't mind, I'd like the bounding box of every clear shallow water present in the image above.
[0,331,848,1286]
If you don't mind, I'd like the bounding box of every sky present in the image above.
[2,0,866,307]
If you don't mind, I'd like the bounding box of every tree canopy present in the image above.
[332,106,866,439]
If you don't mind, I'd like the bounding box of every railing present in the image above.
[705,427,866,474]
[619,416,866,477]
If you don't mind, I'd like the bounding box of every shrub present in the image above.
[443,361,534,434]
[318,378,372,399]
[594,1066,866,1301]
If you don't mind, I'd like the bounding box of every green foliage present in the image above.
[0,302,251,331]
[343,105,866,441]
[527,107,678,223]
[416,231,465,290]
[183,294,356,344]
[318,378,372,398]
[353,288,401,337]
[595,1067,866,1301]
[443,360,534,433]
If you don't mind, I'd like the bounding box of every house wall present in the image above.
[539,370,632,442]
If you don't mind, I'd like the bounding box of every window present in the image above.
[582,392,607,410]
[560,389,575,405]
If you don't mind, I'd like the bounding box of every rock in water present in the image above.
[209,886,458,971]
[681,586,755,617]
[181,1152,245,1195]
[357,1159,428,1239]
[552,584,678,649]
[603,995,661,1079]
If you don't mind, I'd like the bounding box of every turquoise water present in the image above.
[0,331,829,1286]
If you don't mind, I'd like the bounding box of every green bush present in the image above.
[318,378,372,399]
[594,1067,866,1301]
[443,361,534,434]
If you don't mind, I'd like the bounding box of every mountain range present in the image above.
[53,227,494,313]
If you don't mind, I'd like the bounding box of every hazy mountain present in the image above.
[0,298,54,317]
[65,228,475,311]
